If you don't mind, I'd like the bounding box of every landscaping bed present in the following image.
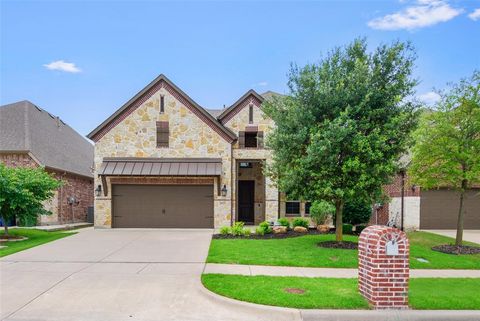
[432,244,480,255]
[213,228,330,239]
[0,228,76,257]
[207,231,480,269]
[202,274,480,310]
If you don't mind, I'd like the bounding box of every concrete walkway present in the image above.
[11,222,93,231]
[424,230,480,244]
[205,263,480,278]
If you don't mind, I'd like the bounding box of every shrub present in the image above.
[292,218,309,228]
[219,226,230,235]
[277,218,290,228]
[255,227,265,236]
[257,221,272,235]
[231,222,245,236]
[243,229,251,236]
[343,198,372,225]
[355,224,368,235]
[342,223,354,235]
[310,200,334,226]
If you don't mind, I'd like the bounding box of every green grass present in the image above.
[207,231,480,269]
[202,274,480,310]
[202,274,369,309]
[0,228,76,257]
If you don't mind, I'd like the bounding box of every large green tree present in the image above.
[0,164,61,235]
[409,71,480,246]
[264,39,419,241]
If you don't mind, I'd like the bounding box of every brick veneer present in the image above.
[358,225,409,309]
[1,153,93,224]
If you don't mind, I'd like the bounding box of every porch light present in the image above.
[221,184,228,197]
[95,184,102,197]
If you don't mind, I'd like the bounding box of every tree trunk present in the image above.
[335,199,344,242]
[455,179,467,246]
[1,215,8,236]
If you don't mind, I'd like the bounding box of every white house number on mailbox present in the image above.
[386,239,399,256]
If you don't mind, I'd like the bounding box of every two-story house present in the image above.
[88,74,306,228]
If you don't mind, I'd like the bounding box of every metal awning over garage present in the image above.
[98,158,222,176]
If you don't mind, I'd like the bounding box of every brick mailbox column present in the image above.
[358,225,409,309]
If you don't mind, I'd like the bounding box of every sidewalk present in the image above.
[204,263,480,278]
[12,222,93,232]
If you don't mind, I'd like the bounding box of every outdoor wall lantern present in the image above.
[95,185,102,197]
[221,184,228,197]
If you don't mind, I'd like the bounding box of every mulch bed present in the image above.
[431,244,480,255]
[212,228,332,239]
[317,241,358,250]
[0,235,27,242]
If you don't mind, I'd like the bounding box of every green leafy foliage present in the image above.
[310,200,334,226]
[292,218,309,228]
[257,221,272,235]
[231,222,246,236]
[277,218,290,228]
[342,224,354,235]
[0,164,62,235]
[409,71,480,245]
[343,198,372,225]
[263,38,419,241]
[219,226,231,235]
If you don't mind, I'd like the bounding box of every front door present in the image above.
[238,180,255,224]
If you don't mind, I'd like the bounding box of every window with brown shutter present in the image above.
[156,121,169,147]
[239,131,245,148]
[257,131,264,148]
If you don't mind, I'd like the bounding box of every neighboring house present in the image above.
[372,171,480,230]
[0,100,94,225]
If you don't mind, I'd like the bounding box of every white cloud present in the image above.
[256,81,268,87]
[418,91,441,105]
[468,8,480,21]
[368,0,463,30]
[43,60,81,73]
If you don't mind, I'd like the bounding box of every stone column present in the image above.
[358,225,409,309]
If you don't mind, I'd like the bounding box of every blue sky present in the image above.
[1,0,479,136]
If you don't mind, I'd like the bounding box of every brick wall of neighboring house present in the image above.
[50,170,94,224]
[0,152,38,168]
[370,172,421,227]
[1,153,93,225]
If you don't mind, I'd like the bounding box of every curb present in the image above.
[197,279,302,321]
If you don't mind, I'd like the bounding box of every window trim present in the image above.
[285,201,301,217]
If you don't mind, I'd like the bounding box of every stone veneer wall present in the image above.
[225,99,279,223]
[93,87,232,228]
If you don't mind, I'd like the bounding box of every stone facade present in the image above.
[0,152,93,225]
[224,98,279,224]
[93,86,232,228]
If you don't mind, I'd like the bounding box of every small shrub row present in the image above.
[220,222,251,236]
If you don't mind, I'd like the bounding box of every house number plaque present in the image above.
[386,239,399,256]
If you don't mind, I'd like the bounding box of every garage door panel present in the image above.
[420,189,480,229]
[112,185,214,228]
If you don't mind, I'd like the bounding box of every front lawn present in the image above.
[202,274,480,310]
[207,231,480,269]
[0,228,76,257]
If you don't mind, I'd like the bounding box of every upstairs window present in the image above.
[239,130,264,149]
[156,121,169,147]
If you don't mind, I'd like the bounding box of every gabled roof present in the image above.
[0,100,94,178]
[217,89,265,124]
[87,74,237,143]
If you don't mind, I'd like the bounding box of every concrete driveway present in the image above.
[0,228,297,321]
[423,230,480,244]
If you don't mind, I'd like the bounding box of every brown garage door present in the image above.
[112,185,214,228]
[420,189,480,229]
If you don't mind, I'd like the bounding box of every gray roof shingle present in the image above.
[0,100,94,178]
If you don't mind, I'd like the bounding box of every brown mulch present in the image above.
[0,235,27,242]
[317,241,358,250]
[212,228,332,240]
[431,244,480,255]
